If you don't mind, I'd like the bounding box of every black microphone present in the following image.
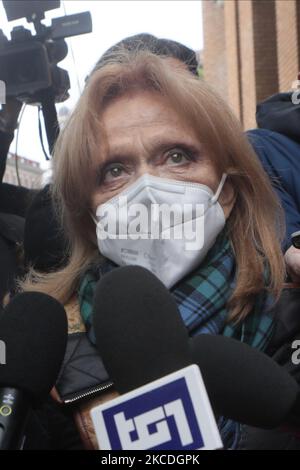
[0,292,68,449]
[93,266,299,429]
[93,265,191,393]
[189,334,298,428]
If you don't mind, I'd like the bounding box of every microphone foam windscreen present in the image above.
[93,266,190,393]
[0,292,68,401]
[189,334,299,428]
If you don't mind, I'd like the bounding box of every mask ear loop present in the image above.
[211,173,227,205]
[90,210,97,225]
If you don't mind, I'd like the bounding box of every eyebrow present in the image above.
[98,137,203,169]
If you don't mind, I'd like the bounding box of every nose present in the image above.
[135,162,164,180]
[135,162,160,179]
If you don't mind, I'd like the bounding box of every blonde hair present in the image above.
[20,50,286,321]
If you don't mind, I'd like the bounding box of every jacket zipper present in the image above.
[63,381,114,404]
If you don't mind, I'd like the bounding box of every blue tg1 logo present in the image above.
[91,365,223,451]
[102,378,203,450]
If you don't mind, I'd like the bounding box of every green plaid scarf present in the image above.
[77,230,275,449]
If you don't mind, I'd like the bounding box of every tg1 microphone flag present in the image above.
[91,364,222,451]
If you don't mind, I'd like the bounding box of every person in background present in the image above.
[0,99,31,307]
[248,76,300,282]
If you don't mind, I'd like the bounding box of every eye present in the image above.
[165,149,191,166]
[103,163,125,183]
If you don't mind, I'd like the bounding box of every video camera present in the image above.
[0,0,92,154]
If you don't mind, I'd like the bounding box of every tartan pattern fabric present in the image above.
[171,233,235,337]
[77,230,275,449]
[78,231,274,352]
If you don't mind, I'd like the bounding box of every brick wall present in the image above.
[202,0,299,129]
[276,0,300,91]
[237,0,257,129]
[252,1,279,103]
[224,0,242,121]
[202,0,228,100]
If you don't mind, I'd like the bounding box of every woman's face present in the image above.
[91,90,234,218]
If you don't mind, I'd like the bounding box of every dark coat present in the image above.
[247,128,300,251]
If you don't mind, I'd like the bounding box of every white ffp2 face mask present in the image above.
[93,173,227,288]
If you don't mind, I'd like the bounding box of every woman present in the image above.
[21,49,287,449]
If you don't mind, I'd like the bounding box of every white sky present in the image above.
[0,0,203,168]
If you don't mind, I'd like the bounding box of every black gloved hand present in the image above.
[0,98,22,134]
[0,98,23,182]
